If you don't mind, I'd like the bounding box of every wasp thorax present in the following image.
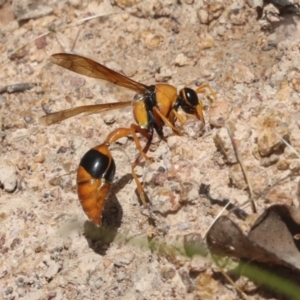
[134,93,145,102]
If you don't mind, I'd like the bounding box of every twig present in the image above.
[0,83,37,94]
[226,123,257,213]
[217,265,250,300]
[273,130,300,159]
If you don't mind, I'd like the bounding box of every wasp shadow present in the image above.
[83,173,132,255]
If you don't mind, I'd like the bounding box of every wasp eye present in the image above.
[180,88,198,107]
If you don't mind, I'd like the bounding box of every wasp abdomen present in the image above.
[77,145,116,225]
[79,148,115,181]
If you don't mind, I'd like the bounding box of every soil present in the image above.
[1,0,300,299]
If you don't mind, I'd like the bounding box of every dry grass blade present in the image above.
[225,123,257,213]
[203,194,232,238]
[217,264,250,300]
[273,130,300,159]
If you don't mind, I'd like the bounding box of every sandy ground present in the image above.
[1,0,300,299]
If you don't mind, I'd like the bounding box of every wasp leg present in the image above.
[131,127,154,205]
[105,125,154,205]
[130,124,155,162]
[169,109,185,125]
[105,125,153,161]
[195,83,217,102]
[152,106,183,136]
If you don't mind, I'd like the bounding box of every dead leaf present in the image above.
[206,205,300,271]
[249,205,300,269]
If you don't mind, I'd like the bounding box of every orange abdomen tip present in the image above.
[77,145,115,226]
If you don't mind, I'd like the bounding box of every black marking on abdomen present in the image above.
[80,149,116,182]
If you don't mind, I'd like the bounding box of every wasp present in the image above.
[40,53,216,226]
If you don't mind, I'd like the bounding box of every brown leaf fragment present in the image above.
[249,205,300,270]
[206,205,300,271]
[9,48,29,60]
[35,36,47,49]
[206,216,286,266]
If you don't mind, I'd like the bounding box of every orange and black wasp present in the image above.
[40,53,216,226]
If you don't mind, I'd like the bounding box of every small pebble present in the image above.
[197,9,209,24]
[175,53,189,66]
[15,277,25,287]
[114,252,135,266]
[198,34,215,49]
[155,66,173,82]
[178,222,191,231]
[5,287,13,295]
[233,64,255,83]
[0,163,18,192]
[44,261,61,281]
[103,113,116,125]
[140,30,162,50]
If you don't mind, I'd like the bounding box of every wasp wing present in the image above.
[51,53,149,94]
[39,101,132,126]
